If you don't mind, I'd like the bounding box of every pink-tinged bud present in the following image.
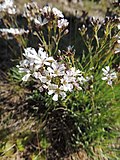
[64,29,69,35]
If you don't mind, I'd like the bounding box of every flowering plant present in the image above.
[0,1,120,160]
[17,46,89,101]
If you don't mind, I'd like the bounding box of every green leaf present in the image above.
[16,139,25,152]
[3,141,15,156]
[40,138,50,149]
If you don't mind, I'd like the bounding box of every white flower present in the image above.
[18,47,55,83]
[41,5,51,15]
[77,75,87,85]
[17,64,31,81]
[41,6,64,19]
[23,2,39,20]
[61,75,73,92]
[38,47,54,66]
[18,66,30,73]
[39,70,52,84]
[102,66,117,86]
[118,39,120,44]
[33,72,42,79]
[47,61,66,77]
[58,19,69,28]
[23,3,31,18]
[0,0,14,11]
[23,47,54,70]
[115,47,120,54]
[22,73,31,81]
[48,84,66,101]
[0,28,29,35]
[23,48,40,70]
[66,67,81,77]
[19,59,29,68]
[85,75,93,82]
[34,16,48,26]
[23,47,38,59]
[52,7,64,18]
[33,72,49,92]
[61,67,83,91]
[7,6,17,14]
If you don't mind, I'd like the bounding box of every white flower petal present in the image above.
[22,73,31,81]
[102,68,108,74]
[33,72,41,79]
[102,66,117,85]
[107,80,112,86]
[52,7,64,18]
[52,94,58,101]
[48,90,54,95]
[47,67,54,73]
[40,76,48,83]
[101,77,108,80]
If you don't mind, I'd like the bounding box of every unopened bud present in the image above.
[64,29,69,35]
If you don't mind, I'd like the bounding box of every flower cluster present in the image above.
[17,45,118,101]
[102,66,117,86]
[0,28,29,35]
[0,0,17,14]
[23,2,69,28]
[17,47,86,101]
[23,2,40,20]
[40,6,64,19]
[58,19,69,29]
